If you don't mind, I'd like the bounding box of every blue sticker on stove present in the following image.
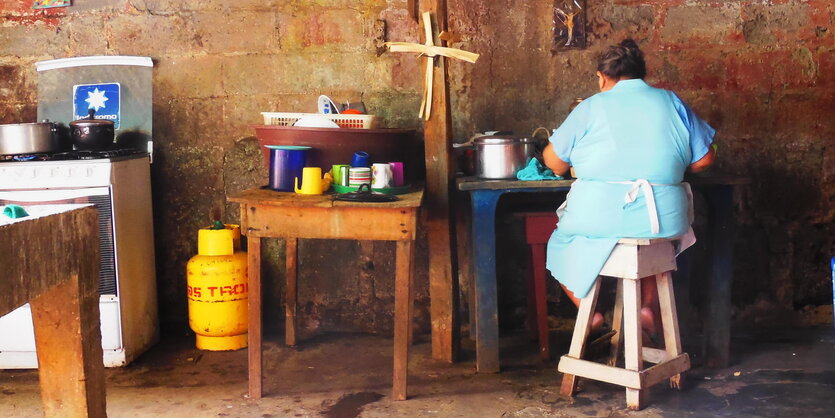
[73,82,121,129]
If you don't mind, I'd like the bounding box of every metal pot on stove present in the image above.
[0,120,65,155]
[70,109,115,150]
[473,135,537,179]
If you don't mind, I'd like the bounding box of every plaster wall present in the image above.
[1,0,832,333]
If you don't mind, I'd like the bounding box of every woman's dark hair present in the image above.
[597,38,646,80]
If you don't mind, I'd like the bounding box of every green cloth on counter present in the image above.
[2,204,29,219]
[516,158,563,181]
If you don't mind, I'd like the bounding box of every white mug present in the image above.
[371,163,392,188]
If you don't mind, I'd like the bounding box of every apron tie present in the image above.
[609,179,671,235]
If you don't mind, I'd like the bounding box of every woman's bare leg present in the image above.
[561,283,604,330]
[640,276,661,337]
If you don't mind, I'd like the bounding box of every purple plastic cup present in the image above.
[268,146,309,191]
[389,162,404,186]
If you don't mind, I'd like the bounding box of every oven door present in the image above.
[0,187,117,296]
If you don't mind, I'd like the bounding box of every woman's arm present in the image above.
[542,143,571,176]
[689,146,715,173]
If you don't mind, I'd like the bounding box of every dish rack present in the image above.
[261,112,376,129]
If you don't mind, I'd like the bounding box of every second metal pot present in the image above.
[71,109,115,150]
[474,135,535,179]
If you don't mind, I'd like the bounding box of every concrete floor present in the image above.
[1,326,834,417]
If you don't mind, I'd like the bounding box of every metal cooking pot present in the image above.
[474,135,535,179]
[0,121,62,155]
[70,109,115,150]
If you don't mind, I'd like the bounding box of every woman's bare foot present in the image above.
[591,312,604,332]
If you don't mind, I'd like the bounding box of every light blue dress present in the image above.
[546,79,714,298]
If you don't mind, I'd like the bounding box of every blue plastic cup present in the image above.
[268,146,310,191]
[351,151,370,168]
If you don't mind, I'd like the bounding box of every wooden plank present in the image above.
[228,188,424,210]
[419,0,460,363]
[600,241,676,280]
[560,278,601,396]
[705,185,734,368]
[31,275,107,418]
[643,347,670,364]
[622,278,645,410]
[247,236,263,399]
[658,270,685,388]
[471,189,503,372]
[1,206,98,314]
[640,354,691,389]
[393,239,415,401]
[558,356,641,389]
[407,0,418,20]
[657,272,683,356]
[285,238,298,347]
[244,206,418,241]
[608,279,624,367]
[616,237,678,245]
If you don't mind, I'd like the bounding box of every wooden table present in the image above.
[457,174,748,372]
[228,187,423,401]
[0,204,106,417]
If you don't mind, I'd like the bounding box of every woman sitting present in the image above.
[542,39,716,338]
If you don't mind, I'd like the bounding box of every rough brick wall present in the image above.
[1,1,832,333]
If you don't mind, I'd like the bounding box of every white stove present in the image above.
[0,151,159,368]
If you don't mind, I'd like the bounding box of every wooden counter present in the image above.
[0,204,106,417]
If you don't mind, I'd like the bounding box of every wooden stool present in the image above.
[557,238,690,410]
[522,212,558,360]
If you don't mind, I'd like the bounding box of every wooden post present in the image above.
[420,0,460,363]
[285,238,298,347]
[247,235,263,399]
[393,239,416,400]
[31,275,106,418]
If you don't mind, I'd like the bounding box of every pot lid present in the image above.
[473,135,521,145]
[70,109,114,127]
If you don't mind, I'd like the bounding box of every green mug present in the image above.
[332,164,350,186]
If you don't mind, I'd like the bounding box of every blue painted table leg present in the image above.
[705,185,734,368]
[471,189,503,373]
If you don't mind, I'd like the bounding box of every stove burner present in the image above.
[0,153,51,162]
[1,148,145,162]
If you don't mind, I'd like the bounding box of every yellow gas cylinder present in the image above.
[186,223,248,350]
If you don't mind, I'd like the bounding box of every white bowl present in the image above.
[293,115,340,128]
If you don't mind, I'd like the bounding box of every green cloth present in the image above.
[2,204,29,219]
[516,158,563,181]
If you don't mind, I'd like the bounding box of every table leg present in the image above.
[531,243,550,360]
[285,238,298,347]
[393,239,415,401]
[30,274,106,418]
[247,236,263,399]
[470,189,503,373]
[705,185,734,368]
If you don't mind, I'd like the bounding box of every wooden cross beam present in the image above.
[385,11,479,120]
